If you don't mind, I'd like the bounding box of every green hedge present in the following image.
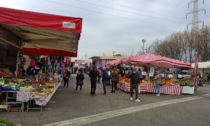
[0,119,17,126]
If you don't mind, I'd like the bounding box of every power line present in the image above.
[148,0,185,7]
[75,0,186,23]
[44,0,186,25]
[96,0,184,20]
[43,0,160,25]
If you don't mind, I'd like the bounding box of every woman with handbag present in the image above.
[75,69,85,93]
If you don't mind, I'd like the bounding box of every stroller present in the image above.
[198,77,203,86]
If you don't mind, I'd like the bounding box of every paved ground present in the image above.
[0,74,210,126]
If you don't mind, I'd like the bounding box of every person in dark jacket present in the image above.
[110,69,119,93]
[75,69,85,93]
[128,68,140,102]
[63,67,71,87]
[89,66,98,95]
[102,67,109,94]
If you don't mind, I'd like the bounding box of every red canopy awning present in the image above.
[21,47,77,57]
[0,7,82,57]
[0,7,82,33]
[122,53,191,69]
[105,58,123,66]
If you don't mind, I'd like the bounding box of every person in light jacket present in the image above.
[154,70,162,96]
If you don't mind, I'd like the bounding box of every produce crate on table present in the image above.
[0,105,9,112]
[7,103,23,112]
[182,86,194,94]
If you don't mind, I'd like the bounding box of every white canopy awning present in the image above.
[191,61,210,68]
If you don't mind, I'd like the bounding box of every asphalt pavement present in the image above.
[0,74,210,126]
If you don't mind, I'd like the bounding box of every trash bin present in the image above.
[198,78,203,86]
[208,75,210,83]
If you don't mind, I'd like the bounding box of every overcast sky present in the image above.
[0,0,210,60]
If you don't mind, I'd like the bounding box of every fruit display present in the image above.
[0,77,4,83]
[0,68,14,77]
[142,80,153,85]
[0,74,60,95]
[0,81,24,91]
[38,79,46,85]
[170,78,179,86]
[118,74,193,87]
[20,86,33,92]
[31,87,50,97]
[161,77,171,85]
[11,78,19,83]
[179,80,192,86]
[119,75,130,83]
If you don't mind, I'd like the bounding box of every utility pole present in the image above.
[112,51,115,56]
[85,54,87,60]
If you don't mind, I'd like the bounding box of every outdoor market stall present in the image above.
[112,53,193,95]
[0,7,83,112]
[0,74,61,111]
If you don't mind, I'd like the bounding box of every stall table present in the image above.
[147,85,183,95]
[117,82,147,93]
[1,91,24,112]
[16,78,62,112]
[118,82,183,95]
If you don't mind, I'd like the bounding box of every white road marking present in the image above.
[43,95,207,126]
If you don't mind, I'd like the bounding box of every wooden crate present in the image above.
[8,104,23,112]
[0,105,9,112]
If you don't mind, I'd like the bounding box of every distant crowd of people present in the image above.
[59,66,164,103]
[72,66,146,102]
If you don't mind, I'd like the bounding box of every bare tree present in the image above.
[138,25,210,62]
[196,26,210,61]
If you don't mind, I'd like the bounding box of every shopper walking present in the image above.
[102,67,108,94]
[89,66,98,95]
[110,69,118,93]
[75,69,85,93]
[107,68,111,86]
[154,70,162,96]
[138,68,143,83]
[128,68,140,102]
[97,68,102,83]
[63,67,71,88]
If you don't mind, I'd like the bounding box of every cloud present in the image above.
[0,0,210,60]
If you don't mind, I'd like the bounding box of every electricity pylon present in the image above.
[186,0,206,30]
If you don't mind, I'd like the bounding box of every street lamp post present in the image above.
[112,51,115,56]
[85,54,87,60]
[142,39,146,54]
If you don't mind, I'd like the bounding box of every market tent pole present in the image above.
[15,51,21,77]
[0,38,20,49]
[194,52,198,90]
